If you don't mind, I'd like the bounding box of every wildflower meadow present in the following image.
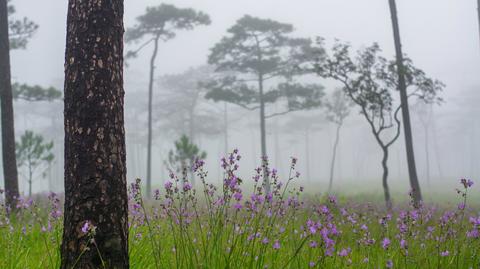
[0,150,479,268]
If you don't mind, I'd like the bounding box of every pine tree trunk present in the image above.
[146,36,159,199]
[258,74,269,193]
[424,124,431,186]
[224,102,228,154]
[328,124,342,193]
[0,0,19,209]
[61,1,129,268]
[388,0,422,206]
[305,129,310,182]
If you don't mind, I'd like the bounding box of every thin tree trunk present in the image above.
[478,0,480,48]
[258,73,269,193]
[0,0,19,209]
[424,124,431,186]
[388,0,422,206]
[28,162,32,197]
[224,102,228,154]
[305,129,310,182]
[328,123,342,192]
[61,1,129,267]
[381,147,393,210]
[146,36,159,199]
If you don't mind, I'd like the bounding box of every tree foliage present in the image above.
[7,0,38,50]
[125,4,210,57]
[314,41,443,148]
[205,15,324,116]
[168,135,207,175]
[12,83,62,101]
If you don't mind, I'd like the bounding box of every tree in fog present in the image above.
[61,0,128,267]
[324,89,351,193]
[157,66,222,142]
[314,42,443,209]
[15,130,54,197]
[167,135,206,186]
[281,114,324,182]
[205,15,323,191]
[0,0,38,209]
[125,4,210,198]
[411,101,434,186]
[388,0,423,206]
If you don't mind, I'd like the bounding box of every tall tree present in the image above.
[1,0,39,209]
[325,89,351,193]
[388,0,422,206]
[61,1,128,268]
[125,4,210,198]
[314,42,443,209]
[205,15,323,192]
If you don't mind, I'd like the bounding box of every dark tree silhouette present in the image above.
[205,15,323,192]
[388,0,422,206]
[325,89,351,193]
[61,0,128,268]
[125,4,210,198]
[0,0,18,209]
[314,42,443,209]
[1,0,40,209]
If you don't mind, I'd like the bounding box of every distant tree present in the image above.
[125,4,210,198]
[61,0,128,267]
[324,89,351,193]
[156,66,222,142]
[314,42,443,209]
[411,101,433,186]
[281,114,324,182]
[205,15,323,192]
[12,83,62,101]
[388,0,423,206]
[15,130,54,196]
[167,134,206,186]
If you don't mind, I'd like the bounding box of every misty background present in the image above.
[5,0,480,198]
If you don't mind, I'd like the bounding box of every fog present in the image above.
[5,0,480,199]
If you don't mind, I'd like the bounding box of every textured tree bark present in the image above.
[388,0,422,206]
[61,0,129,268]
[146,36,159,199]
[0,0,20,209]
